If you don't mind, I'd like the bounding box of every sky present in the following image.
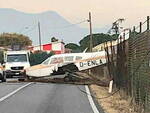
[0,0,150,29]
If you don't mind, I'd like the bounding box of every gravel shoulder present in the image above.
[90,84,137,113]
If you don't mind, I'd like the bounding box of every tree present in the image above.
[51,37,59,42]
[65,43,81,52]
[79,33,118,51]
[0,33,32,47]
[29,51,54,66]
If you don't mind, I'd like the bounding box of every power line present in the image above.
[18,26,29,33]
[22,25,37,34]
[16,24,37,34]
[45,20,88,31]
[21,20,87,35]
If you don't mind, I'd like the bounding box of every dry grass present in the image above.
[90,85,137,113]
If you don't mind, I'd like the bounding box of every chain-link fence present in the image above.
[128,20,150,113]
[104,16,150,113]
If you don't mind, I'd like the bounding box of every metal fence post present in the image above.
[147,16,149,30]
[140,22,142,33]
[133,26,136,38]
[129,29,132,38]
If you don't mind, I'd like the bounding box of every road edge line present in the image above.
[0,82,33,102]
[85,85,100,113]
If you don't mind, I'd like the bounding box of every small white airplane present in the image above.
[25,51,106,80]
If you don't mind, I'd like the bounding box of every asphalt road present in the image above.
[0,82,103,113]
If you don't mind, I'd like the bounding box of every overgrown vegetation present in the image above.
[29,51,54,66]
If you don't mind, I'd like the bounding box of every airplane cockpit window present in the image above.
[50,57,63,64]
[42,58,50,65]
[64,56,74,62]
[76,56,82,60]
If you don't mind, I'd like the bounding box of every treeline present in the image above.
[29,51,54,66]
[65,33,118,52]
[0,33,32,47]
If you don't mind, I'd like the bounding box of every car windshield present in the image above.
[7,54,27,62]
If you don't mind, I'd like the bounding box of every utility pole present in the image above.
[88,12,93,52]
[38,21,42,51]
[88,12,93,75]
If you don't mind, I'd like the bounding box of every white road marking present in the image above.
[85,85,100,113]
[0,82,33,102]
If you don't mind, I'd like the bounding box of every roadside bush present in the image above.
[29,51,54,66]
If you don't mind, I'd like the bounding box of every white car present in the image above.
[4,51,30,79]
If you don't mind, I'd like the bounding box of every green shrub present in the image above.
[29,51,54,66]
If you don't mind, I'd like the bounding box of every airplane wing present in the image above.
[25,58,106,78]
[75,55,106,71]
[61,55,106,73]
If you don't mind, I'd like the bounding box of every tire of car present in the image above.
[1,72,6,82]
[1,77,6,82]
[64,76,71,82]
